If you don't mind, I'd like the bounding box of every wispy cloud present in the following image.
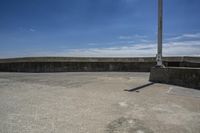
[166,33,200,41]
[87,43,99,46]
[60,33,200,57]
[61,40,200,57]
[18,27,36,32]
[119,34,147,40]
[87,40,136,47]
[1,33,200,58]
[29,28,36,32]
[124,0,138,3]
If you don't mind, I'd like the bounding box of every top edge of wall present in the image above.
[0,56,199,63]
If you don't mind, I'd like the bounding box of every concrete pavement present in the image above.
[0,72,200,133]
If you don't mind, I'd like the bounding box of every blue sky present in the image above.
[0,0,200,57]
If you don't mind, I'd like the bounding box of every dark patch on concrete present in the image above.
[105,117,154,133]
[150,67,200,89]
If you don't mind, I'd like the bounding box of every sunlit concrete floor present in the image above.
[0,72,200,133]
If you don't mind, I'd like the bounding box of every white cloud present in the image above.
[68,42,198,57]
[87,43,98,46]
[32,39,199,57]
[29,28,36,32]
[119,34,147,40]
[1,33,200,58]
[167,33,200,41]
[56,33,199,57]
[124,0,138,3]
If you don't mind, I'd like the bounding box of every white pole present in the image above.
[156,0,164,67]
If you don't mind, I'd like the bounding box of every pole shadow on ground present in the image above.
[124,82,155,92]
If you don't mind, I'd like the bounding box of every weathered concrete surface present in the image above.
[0,72,200,133]
[0,56,200,63]
[0,57,199,72]
[150,67,200,89]
[0,62,155,72]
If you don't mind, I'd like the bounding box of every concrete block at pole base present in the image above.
[149,67,200,89]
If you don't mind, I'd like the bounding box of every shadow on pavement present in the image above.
[124,82,155,92]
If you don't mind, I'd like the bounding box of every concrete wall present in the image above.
[149,67,200,89]
[0,62,155,72]
[0,57,199,72]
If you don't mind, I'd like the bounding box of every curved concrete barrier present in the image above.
[0,57,199,72]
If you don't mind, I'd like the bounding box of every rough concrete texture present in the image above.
[0,57,200,72]
[0,62,155,72]
[150,67,200,89]
[0,57,200,63]
[0,72,200,133]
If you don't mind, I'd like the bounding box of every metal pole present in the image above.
[156,0,164,67]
